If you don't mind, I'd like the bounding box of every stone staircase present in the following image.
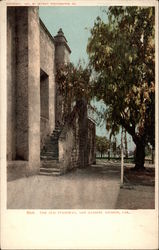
[40,126,64,176]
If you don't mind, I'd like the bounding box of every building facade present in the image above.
[7,7,96,180]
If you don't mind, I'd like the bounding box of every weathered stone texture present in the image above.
[15,7,29,160]
[7,8,96,179]
[58,101,96,171]
[59,107,80,171]
[15,7,40,172]
[40,71,49,149]
[7,8,16,160]
[78,99,89,168]
[7,7,41,176]
[54,29,71,127]
[28,7,40,172]
[40,21,56,135]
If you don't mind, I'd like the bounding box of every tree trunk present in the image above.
[108,151,110,161]
[134,139,145,171]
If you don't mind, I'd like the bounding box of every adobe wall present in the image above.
[7,8,16,160]
[55,45,70,65]
[16,7,30,161]
[7,7,96,180]
[7,8,56,178]
[7,7,40,178]
[27,7,40,172]
[40,20,56,140]
[59,102,96,171]
[59,109,80,171]
[77,99,89,168]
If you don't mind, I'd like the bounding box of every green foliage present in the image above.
[56,62,93,104]
[87,7,155,148]
[96,135,109,156]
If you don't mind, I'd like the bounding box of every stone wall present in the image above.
[15,7,29,161]
[7,8,56,178]
[77,99,89,168]
[40,70,49,149]
[40,20,56,136]
[59,106,80,171]
[58,102,96,171]
[28,7,40,172]
[7,8,16,160]
[7,7,96,180]
[7,7,41,177]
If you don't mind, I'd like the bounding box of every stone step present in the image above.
[41,151,58,154]
[41,154,58,157]
[49,143,58,146]
[41,163,59,168]
[43,145,58,152]
[42,144,58,151]
[41,156,58,160]
[42,150,58,154]
[42,144,58,148]
[41,157,58,161]
[40,167,60,173]
[44,145,58,149]
[43,145,58,148]
[49,139,58,142]
[40,127,62,164]
[39,171,61,176]
[48,138,58,141]
[42,154,58,158]
[52,131,60,135]
[41,159,59,164]
[39,163,64,176]
[47,139,58,142]
[40,156,58,160]
[53,129,61,132]
[51,132,61,135]
[50,137,59,141]
[52,129,61,133]
[42,145,58,149]
[45,146,58,150]
[41,153,58,157]
[52,130,60,133]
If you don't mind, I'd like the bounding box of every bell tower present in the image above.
[54,28,71,127]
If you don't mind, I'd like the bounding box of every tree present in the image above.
[56,62,93,121]
[87,7,155,170]
[96,136,109,158]
[112,137,117,158]
[56,62,93,101]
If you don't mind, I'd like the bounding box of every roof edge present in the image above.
[40,18,55,44]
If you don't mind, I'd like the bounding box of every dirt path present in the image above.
[7,162,155,209]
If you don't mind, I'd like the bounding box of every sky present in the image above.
[39,7,107,65]
[39,7,135,151]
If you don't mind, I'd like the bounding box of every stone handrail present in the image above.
[59,105,78,139]
[58,105,79,171]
